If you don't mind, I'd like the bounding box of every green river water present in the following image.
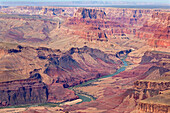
[69,57,128,104]
[0,57,128,109]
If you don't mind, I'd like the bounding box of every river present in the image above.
[1,57,128,108]
[69,57,128,104]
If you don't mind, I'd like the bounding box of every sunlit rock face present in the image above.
[0,6,169,112]
[44,46,121,87]
[74,8,106,19]
[0,43,121,106]
[0,7,169,49]
[138,12,170,47]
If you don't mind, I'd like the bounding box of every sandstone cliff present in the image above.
[0,76,48,106]
[138,12,170,47]
[74,8,106,19]
[136,91,170,113]
[45,46,121,87]
[131,51,170,113]
[0,43,122,105]
[0,7,169,50]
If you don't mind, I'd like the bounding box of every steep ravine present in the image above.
[0,54,129,109]
[67,56,129,105]
[0,46,127,108]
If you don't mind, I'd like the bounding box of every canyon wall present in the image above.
[136,90,170,113]
[0,43,122,105]
[134,80,170,90]
[138,12,170,47]
[74,8,106,19]
[0,7,169,48]
[137,102,170,113]
[0,6,169,111]
[131,51,170,113]
[0,77,48,106]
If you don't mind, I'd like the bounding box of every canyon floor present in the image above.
[0,6,169,113]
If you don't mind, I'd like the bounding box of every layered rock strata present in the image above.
[0,43,122,105]
[0,76,48,106]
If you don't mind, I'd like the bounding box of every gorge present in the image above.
[0,5,169,113]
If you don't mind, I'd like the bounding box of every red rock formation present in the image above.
[137,102,170,113]
[0,7,169,49]
[65,17,109,41]
[141,51,170,65]
[105,8,155,25]
[0,6,169,112]
[63,50,170,112]
[136,91,170,113]
[65,16,127,41]
[62,63,161,112]
[74,8,106,19]
[138,12,170,47]
[134,80,170,90]
[0,43,122,106]
[48,83,78,103]
[0,78,48,106]
[45,46,121,87]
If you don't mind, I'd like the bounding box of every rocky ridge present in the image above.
[0,42,122,106]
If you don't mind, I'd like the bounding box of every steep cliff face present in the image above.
[44,46,121,87]
[47,83,78,103]
[0,44,76,105]
[74,8,106,19]
[0,7,169,50]
[0,77,48,106]
[140,12,169,39]
[138,12,170,47]
[64,17,109,41]
[62,50,170,113]
[0,6,169,112]
[131,51,170,113]
[134,80,170,91]
[140,51,170,67]
[111,51,170,112]
[0,43,122,105]
[136,91,170,113]
[65,8,170,48]
[105,8,155,26]
[105,8,170,48]
[137,102,170,113]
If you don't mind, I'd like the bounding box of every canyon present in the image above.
[0,6,169,113]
